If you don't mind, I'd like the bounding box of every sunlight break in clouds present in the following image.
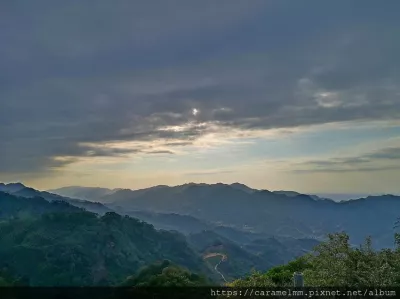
[192,108,199,116]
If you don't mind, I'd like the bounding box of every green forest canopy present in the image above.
[231,232,400,287]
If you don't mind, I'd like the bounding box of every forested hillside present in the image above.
[120,260,210,286]
[0,184,320,283]
[0,191,211,286]
[231,232,400,287]
[2,185,400,289]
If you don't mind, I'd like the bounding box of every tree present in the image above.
[232,232,400,287]
[120,260,210,287]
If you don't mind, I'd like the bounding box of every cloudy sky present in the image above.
[1,0,400,194]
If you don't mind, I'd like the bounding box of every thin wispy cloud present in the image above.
[294,147,400,173]
[185,170,237,177]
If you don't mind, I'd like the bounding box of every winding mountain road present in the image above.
[204,253,228,283]
[214,257,228,283]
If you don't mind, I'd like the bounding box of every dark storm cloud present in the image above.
[1,0,400,175]
[295,147,400,173]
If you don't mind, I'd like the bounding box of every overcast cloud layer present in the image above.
[1,1,400,191]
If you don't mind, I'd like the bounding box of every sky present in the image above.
[1,0,400,194]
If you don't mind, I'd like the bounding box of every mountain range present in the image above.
[0,182,323,283]
[49,183,400,249]
[2,181,399,285]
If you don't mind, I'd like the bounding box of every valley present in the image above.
[1,181,400,287]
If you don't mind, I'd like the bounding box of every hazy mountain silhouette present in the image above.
[47,186,121,202]
[1,183,112,215]
[51,182,400,249]
[0,182,26,193]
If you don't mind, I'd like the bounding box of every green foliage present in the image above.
[232,232,400,287]
[120,260,210,286]
[0,210,209,286]
[261,256,310,286]
[303,232,400,286]
[0,274,12,287]
[0,268,26,286]
[188,230,276,281]
[230,270,276,287]
[230,257,309,287]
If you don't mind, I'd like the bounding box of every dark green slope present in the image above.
[231,233,400,288]
[120,259,210,286]
[0,191,82,219]
[0,192,210,286]
[188,230,273,280]
[187,229,319,282]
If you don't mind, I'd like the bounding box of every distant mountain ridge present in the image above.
[1,182,112,215]
[47,186,121,202]
[47,182,400,249]
[0,182,26,193]
[49,183,395,202]
[10,181,400,249]
[49,183,329,202]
